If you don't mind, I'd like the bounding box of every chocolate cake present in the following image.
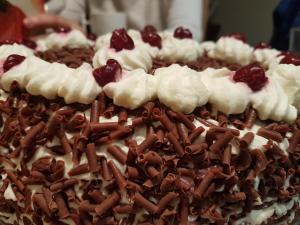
[0,26,300,225]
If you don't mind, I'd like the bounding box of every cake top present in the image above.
[0,27,300,125]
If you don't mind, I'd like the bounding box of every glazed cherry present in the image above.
[255,42,271,49]
[54,26,71,33]
[22,39,37,49]
[87,32,97,41]
[3,54,26,72]
[174,27,193,39]
[143,25,157,34]
[141,27,162,49]
[233,63,268,91]
[93,59,122,86]
[110,28,134,51]
[227,32,247,43]
[280,55,300,66]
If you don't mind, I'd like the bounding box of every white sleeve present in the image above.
[59,0,86,25]
[166,0,204,41]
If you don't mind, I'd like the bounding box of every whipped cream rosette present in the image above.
[253,47,280,68]
[0,43,33,60]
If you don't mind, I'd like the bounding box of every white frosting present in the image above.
[37,30,91,50]
[208,37,254,65]
[157,32,201,63]
[95,32,112,50]
[200,68,251,115]
[1,57,101,104]
[253,48,280,68]
[0,43,33,60]
[154,64,209,113]
[93,45,153,71]
[103,69,157,109]
[58,63,102,104]
[250,77,297,123]
[198,41,216,53]
[269,63,300,110]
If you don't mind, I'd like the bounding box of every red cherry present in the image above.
[87,32,97,41]
[280,55,300,66]
[226,32,247,43]
[22,39,37,49]
[143,25,157,34]
[141,30,162,49]
[3,54,26,72]
[255,42,271,49]
[233,63,268,91]
[174,27,193,39]
[93,59,122,86]
[110,28,134,51]
[54,26,71,33]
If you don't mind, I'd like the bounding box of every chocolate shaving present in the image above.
[257,128,283,142]
[54,193,69,219]
[20,121,46,149]
[136,133,158,154]
[95,192,120,216]
[108,160,127,189]
[68,164,89,176]
[166,132,184,156]
[210,131,234,152]
[288,129,300,153]
[118,109,128,123]
[107,145,127,165]
[90,100,100,123]
[176,112,195,130]
[86,143,98,173]
[133,192,158,214]
[188,126,205,144]
[239,132,254,148]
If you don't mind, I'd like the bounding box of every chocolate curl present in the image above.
[245,108,257,128]
[50,178,78,192]
[95,192,120,216]
[179,197,189,225]
[127,180,144,192]
[157,192,179,214]
[239,132,254,148]
[176,123,189,144]
[86,143,98,173]
[103,105,117,118]
[166,132,184,156]
[118,109,128,123]
[176,112,195,130]
[136,133,158,154]
[210,131,234,152]
[33,193,51,217]
[160,173,177,192]
[194,169,215,199]
[88,190,106,203]
[78,200,97,212]
[146,166,160,178]
[57,126,72,154]
[273,124,289,135]
[142,102,155,118]
[76,123,90,152]
[6,170,25,191]
[235,149,252,171]
[90,122,119,133]
[288,129,300,153]
[54,193,69,219]
[67,114,86,130]
[97,92,106,115]
[108,160,127,189]
[109,126,132,140]
[107,145,127,165]
[155,127,165,148]
[132,117,145,127]
[113,204,133,214]
[127,166,140,179]
[251,149,268,175]
[43,188,57,213]
[257,128,283,142]
[210,126,240,136]
[222,145,232,170]
[188,126,205,144]
[68,164,89,176]
[20,121,46,149]
[138,151,163,165]
[47,113,63,138]
[185,142,208,155]
[225,192,246,203]
[101,157,112,181]
[152,109,179,139]
[90,100,100,123]
[133,192,158,214]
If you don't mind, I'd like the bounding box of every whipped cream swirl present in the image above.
[250,77,297,123]
[268,64,300,110]
[37,30,91,51]
[200,68,251,115]
[103,69,157,109]
[253,48,280,68]
[157,32,202,63]
[154,64,209,114]
[0,44,33,60]
[1,56,101,104]
[93,45,153,71]
[208,37,253,65]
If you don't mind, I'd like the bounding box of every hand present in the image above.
[23,14,84,34]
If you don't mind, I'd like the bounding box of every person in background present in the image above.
[24,0,206,41]
[270,0,300,51]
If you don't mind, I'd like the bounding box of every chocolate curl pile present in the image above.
[1,83,300,225]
